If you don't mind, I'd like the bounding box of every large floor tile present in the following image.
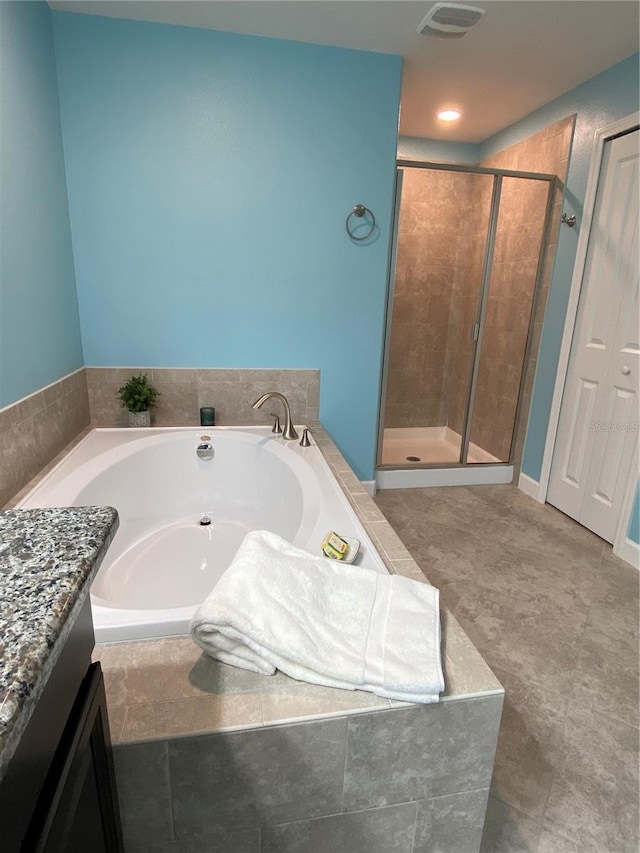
[479,796,541,853]
[584,588,639,646]
[543,704,639,852]
[452,590,587,696]
[112,741,173,849]
[569,623,639,727]
[543,768,638,853]
[589,548,640,605]
[536,827,584,853]
[467,546,599,619]
[488,668,568,818]
[374,483,640,853]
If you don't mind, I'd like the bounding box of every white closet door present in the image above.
[548,129,639,542]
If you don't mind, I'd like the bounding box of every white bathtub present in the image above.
[19,427,387,642]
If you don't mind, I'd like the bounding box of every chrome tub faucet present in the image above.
[252,392,298,440]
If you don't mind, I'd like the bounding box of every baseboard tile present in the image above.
[614,536,640,571]
[518,473,543,502]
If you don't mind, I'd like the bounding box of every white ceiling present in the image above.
[48,1,639,142]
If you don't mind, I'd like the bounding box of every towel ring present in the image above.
[346,204,376,241]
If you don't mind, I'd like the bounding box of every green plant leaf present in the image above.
[117,373,160,413]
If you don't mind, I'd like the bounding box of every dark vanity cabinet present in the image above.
[24,661,123,853]
[0,598,123,853]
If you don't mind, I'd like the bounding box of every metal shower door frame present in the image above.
[376,159,556,470]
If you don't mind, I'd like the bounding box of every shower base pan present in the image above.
[377,427,513,490]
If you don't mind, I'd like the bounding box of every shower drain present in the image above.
[406,455,421,462]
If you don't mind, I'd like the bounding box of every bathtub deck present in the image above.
[14,421,504,852]
[97,636,390,743]
[97,421,502,744]
[97,599,501,745]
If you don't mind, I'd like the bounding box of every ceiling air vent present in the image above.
[417,3,486,38]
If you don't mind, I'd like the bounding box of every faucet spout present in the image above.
[252,392,299,440]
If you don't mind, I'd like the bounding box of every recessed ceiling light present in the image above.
[437,109,462,122]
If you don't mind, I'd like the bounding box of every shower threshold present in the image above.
[376,427,513,489]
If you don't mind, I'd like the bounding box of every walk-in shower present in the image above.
[377,161,556,488]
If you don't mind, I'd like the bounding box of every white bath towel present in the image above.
[189,530,444,703]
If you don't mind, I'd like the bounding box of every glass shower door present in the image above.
[380,166,494,466]
[464,175,552,463]
[445,171,495,462]
[379,162,554,471]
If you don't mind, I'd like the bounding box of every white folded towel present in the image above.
[189,530,444,703]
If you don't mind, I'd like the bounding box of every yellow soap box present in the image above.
[321,531,360,563]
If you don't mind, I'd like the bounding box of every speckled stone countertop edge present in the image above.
[0,506,119,782]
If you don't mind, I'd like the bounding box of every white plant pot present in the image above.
[128,410,151,428]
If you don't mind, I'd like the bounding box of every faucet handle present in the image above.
[269,413,283,435]
[299,427,313,447]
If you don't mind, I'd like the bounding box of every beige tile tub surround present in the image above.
[7,411,503,849]
[0,368,90,508]
[91,422,503,852]
[86,367,320,427]
[4,367,318,508]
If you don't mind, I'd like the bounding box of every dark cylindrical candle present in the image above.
[200,406,215,426]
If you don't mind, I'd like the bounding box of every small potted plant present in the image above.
[117,373,160,427]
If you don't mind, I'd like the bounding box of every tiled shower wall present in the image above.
[1,368,319,506]
[384,115,574,471]
[385,170,473,429]
[479,116,574,472]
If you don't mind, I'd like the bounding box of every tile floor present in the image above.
[374,484,639,853]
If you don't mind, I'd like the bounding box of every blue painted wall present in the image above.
[628,483,640,546]
[52,12,402,480]
[0,1,82,407]
[480,54,639,484]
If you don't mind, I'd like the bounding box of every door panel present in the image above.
[548,128,639,541]
[591,386,634,504]
[563,379,598,489]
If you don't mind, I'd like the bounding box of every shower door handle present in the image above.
[471,323,480,342]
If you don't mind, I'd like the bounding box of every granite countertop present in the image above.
[0,506,119,781]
